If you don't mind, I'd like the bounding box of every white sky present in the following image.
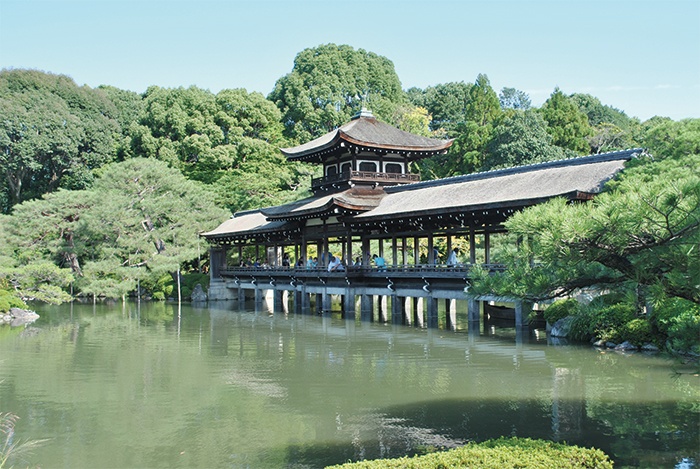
[1,0,699,121]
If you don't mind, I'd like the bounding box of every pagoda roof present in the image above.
[280,110,453,163]
[261,187,385,221]
[201,210,298,243]
[351,149,643,223]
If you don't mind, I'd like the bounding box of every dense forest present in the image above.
[1,44,698,352]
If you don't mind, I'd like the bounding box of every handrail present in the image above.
[311,170,420,189]
[220,263,506,277]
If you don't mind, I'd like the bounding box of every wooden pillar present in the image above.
[414,236,420,265]
[426,296,439,328]
[412,297,422,327]
[469,225,476,264]
[209,247,227,281]
[515,300,531,329]
[361,294,373,321]
[391,295,402,324]
[343,290,356,319]
[484,232,491,265]
[391,236,398,267]
[427,236,435,264]
[362,237,370,266]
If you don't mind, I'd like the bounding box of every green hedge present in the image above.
[326,437,612,469]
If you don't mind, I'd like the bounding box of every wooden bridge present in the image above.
[211,263,533,331]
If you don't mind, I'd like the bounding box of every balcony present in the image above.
[312,170,420,191]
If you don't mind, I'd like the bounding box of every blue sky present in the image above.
[1,0,698,121]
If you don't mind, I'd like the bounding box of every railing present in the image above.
[220,263,506,278]
[311,170,420,190]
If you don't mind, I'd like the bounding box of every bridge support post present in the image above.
[413,297,423,327]
[343,290,356,319]
[293,290,302,315]
[321,291,332,314]
[360,294,373,321]
[254,288,263,308]
[426,297,439,328]
[446,299,457,331]
[403,297,411,325]
[379,296,388,322]
[514,300,532,329]
[300,288,311,314]
[237,286,246,310]
[468,298,481,336]
[273,289,284,313]
[391,295,403,324]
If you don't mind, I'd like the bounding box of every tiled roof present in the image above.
[280,112,453,161]
[351,149,642,221]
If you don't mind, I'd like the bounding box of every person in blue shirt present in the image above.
[372,254,386,271]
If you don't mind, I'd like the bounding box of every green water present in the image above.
[0,300,697,468]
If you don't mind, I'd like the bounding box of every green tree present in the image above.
[484,110,566,170]
[446,74,501,175]
[268,44,405,142]
[409,82,473,134]
[470,154,700,307]
[499,87,531,110]
[78,158,229,298]
[539,88,593,154]
[643,118,700,160]
[0,70,120,212]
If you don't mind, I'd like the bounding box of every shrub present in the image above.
[569,302,636,343]
[0,288,26,313]
[543,298,580,324]
[653,297,700,354]
[621,318,654,346]
[325,437,612,469]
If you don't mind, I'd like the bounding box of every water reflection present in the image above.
[0,301,697,469]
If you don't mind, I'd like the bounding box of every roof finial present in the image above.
[353,91,374,119]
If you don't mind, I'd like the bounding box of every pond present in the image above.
[0,300,697,468]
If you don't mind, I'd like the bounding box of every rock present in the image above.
[605,341,617,349]
[549,316,574,338]
[615,341,638,351]
[593,339,606,348]
[191,283,208,303]
[6,308,40,327]
[641,343,660,352]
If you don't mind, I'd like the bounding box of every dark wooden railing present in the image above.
[311,170,420,190]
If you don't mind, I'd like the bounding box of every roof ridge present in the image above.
[386,148,644,193]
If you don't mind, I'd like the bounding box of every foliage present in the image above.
[471,153,700,306]
[2,158,228,301]
[0,413,46,469]
[325,437,612,469]
[543,298,580,325]
[499,87,532,111]
[643,118,700,160]
[539,88,592,154]
[0,69,120,212]
[163,272,209,300]
[622,318,654,346]
[653,296,700,354]
[570,302,637,343]
[407,82,473,134]
[76,158,229,298]
[269,43,405,143]
[484,110,566,170]
[0,278,26,313]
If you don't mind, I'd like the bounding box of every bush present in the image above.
[569,302,636,343]
[0,288,26,313]
[621,318,654,346]
[543,298,580,324]
[325,437,612,469]
[653,297,700,354]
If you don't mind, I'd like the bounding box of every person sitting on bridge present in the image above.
[328,255,344,272]
[447,247,461,267]
[372,254,386,271]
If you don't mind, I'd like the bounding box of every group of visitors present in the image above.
[238,247,463,271]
